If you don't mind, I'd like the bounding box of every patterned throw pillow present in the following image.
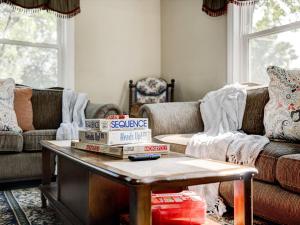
[136,78,167,104]
[264,66,300,140]
[0,78,22,132]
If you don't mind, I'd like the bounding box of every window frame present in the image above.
[228,3,300,84]
[0,14,74,89]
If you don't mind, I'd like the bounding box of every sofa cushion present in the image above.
[0,152,55,182]
[220,181,300,225]
[154,134,194,154]
[31,89,62,129]
[241,87,269,135]
[0,131,23,153]
[155,135,299,185]
[276,154,300,194]
[0,152,42,181]
[255,141,300,183]
[14,88,34,131]
[23,129,57,152]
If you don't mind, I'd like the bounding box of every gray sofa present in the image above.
[0,88,122,184]
[140,87,300,225]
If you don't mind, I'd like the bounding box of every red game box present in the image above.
[152,191,206,225]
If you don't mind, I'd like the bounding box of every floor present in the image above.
[0,185,277,225]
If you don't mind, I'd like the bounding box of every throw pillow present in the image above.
[14,88,35,131]
[0,78,22,132]
[264,66,300,140]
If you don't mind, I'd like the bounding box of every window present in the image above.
[228,0,300,85]
[0,4,74,89]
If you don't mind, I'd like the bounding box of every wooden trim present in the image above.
[234,174,254,225]
[41,147,52,208]
[170,79,175,102]
[129,185,151,225]
[129,80,135,114]
[40,184,84,225]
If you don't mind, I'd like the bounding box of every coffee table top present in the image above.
[42,140,257,186]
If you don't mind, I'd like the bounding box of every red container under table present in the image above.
[152,191,206,225]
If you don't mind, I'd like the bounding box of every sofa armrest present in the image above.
[140,102,203,137]
[85,102,122,119]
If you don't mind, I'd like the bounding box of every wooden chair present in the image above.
[129,77,175,117]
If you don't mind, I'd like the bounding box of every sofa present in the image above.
[0,88,122,184]
[140,86,300,225]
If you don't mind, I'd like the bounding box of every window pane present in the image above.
[252,0,300,32]
[0,4,57,44]
[249,29,300,84]
[0,44,58,89]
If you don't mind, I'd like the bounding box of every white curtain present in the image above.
[227,3,254,83]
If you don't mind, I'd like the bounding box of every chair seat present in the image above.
[0,131,23,153]
[23,129,57,152]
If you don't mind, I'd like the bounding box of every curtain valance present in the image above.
[203,0,256,17]
[0,0,80,18]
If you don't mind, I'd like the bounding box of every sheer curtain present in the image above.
[227,3,254,83]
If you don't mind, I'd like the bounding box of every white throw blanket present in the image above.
[186,84,269,216]
[56,90,88,140]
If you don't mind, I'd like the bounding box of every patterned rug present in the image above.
[0,187,276,225]
[0,188,62,225]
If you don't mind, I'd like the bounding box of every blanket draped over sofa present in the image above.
[186,84,269,215]
[56,90,88,140]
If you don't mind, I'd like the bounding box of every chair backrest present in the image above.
[129,77,175,113]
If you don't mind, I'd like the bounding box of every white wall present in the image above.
[75,0,227,111]
[161,0,227,101]
[75,0,161,112]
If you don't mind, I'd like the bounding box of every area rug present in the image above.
[1,187,276,225]
[0,188,62,225]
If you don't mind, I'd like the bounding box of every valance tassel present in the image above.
[202,0,257,17]
[202,5,227,17]
[230,0,257,6]
[0,0,80,18]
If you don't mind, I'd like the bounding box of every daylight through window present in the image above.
[248,0,300,84]
[0,4,61,89]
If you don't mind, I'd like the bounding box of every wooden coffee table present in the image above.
[40,140,257,225]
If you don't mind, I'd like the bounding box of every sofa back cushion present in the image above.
[31,89,62,129]
[14,88,35,131]
[241,86,269,135]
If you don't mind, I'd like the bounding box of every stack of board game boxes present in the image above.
[71,115,170,158]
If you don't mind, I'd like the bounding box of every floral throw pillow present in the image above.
[264,66,300,140]
[136,78,168,104]
[0,78,22,132]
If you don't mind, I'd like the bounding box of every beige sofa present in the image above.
[0,88,122,184]
[140,87,300,225]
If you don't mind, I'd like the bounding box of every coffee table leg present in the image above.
[41,147,52,208]
[234,176,253,225]
[129,185,151,225]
